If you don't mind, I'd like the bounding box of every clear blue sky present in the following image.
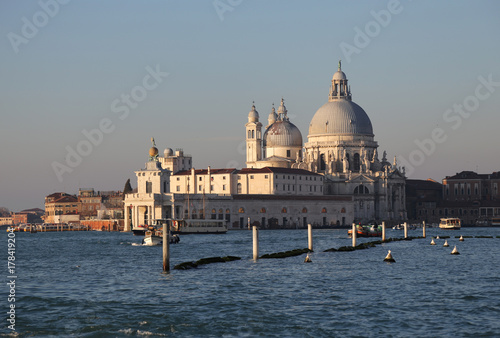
[1,0,499,212]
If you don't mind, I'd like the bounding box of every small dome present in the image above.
[332,70,347,80]
[149,147,159,157]
[268,106,277,125]
[164,148,173,157]
[264,121,302,147]
[248,104,259,122]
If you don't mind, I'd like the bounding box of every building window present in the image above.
[223,176,226,180]
[199,177,202,181]
[223,185,226,191]
[237,183,242,194]
[238,207,245,213]
[250,175,254,179]
[302,208,307,213]
[281,207,287,213]
[176,186,180,192]
[287,150,291,157]
[176,177,180,181]
[260,208,266,213]
[199,185,202,191]
[321,208,327,213]
[211,185,214,191]
[265,175,268,179]
[146,181,152,193]
[163,182,167,193]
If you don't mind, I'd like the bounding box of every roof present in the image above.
[174,168,237,176]
[308,100,373,136]
[53,196,78,203]
[233,194,351,201]
[239,167,322,176]
[406,179,442,190]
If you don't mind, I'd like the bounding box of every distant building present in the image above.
[44,192,79,223]
[0,216,12,226]
[442,171,500,225]
[78,189,123,220]
[406,179,443,224]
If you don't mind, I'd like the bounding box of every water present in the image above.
[2,227,500,337]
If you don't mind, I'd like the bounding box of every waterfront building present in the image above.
[124,64,407,230]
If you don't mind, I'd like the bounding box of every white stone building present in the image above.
[124,63,406,231]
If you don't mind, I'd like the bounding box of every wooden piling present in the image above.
[382,221,386,242]
[404,222,408,239]
[253,225,259,260]
[307,224,313,251]
[352,223,357,247]
[422,221,426,238]
[163,221,170,272]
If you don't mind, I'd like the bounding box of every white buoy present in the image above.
[304,254,312,263]
[384,250,395,263]
[459,235,464,242]
[443,240,449,247]
[451,246,460,255]
[430,238,436,245]
[436,235,440,239]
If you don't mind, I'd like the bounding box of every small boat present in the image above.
[348,224,382,237]
[132,224,148,236]
[439,218,461,230]
[392,224,403,230]
[142,227,180,246]
[170,219,227,234]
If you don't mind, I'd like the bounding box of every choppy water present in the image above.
[2,227,500,337]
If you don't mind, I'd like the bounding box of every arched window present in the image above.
[353,153,360,172]
[321,208,327,213]
[252,130,255,138]
[302,207,308,213]
[238,207,245,213]
[260,208,266,213]
[211,209,216,214]
[248,130,252,139]
[237,183,242,194]
[354,185,370,195]
[341,208,346,213]
[281,207,287,213]
[226,209,230,214]
[218,209,223,214]
[320,154,326,171]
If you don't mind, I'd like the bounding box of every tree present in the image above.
[0,207,10,217]
[123,179,133,198]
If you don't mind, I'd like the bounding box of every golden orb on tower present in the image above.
[149,146,159,157]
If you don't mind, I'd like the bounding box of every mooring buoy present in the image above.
[443,240,449,247]
[304,254,312,263]
[384,250,395,263]
[436,236,440,239]
[430,238,436,245]
[451,246,460,255]
[459,235,464,242]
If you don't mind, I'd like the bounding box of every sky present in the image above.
[1,0,499,212]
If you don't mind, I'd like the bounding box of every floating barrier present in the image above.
[304,254,312,263]
[459,235,464,241]
[443,240,449,247]
[451,246,460,255]
[174,256,241,270]
[384,250,395,263]
[430,238,436,245]
[260,248,311,259]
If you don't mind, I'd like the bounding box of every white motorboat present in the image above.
[439,218,461,230]
[142,228,180,246]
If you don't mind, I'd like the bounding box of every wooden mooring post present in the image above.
[352,223,357,247]
[422,221,426,238]
[404,222,408,239]
[163,221,170,272]
[382,221,386,241]
[253,225,259,260]
[307,224,313,251]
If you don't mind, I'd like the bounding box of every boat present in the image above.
[171,219,227,234]
[132,224,148,236]
[392,224,403,230]
[348,224,382,237]
[142,227,180,246]
[439,218,461,230]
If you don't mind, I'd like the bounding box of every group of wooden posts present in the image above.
[162,221,427,272]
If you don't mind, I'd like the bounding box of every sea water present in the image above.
[2,227,500,337]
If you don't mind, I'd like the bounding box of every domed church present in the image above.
[246,61,407,222]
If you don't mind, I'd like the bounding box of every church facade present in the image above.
[124,64,406,231]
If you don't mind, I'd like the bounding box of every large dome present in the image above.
[264,121,303,147]
[308,100,373,136]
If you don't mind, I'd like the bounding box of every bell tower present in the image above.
[245,103,262,167]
